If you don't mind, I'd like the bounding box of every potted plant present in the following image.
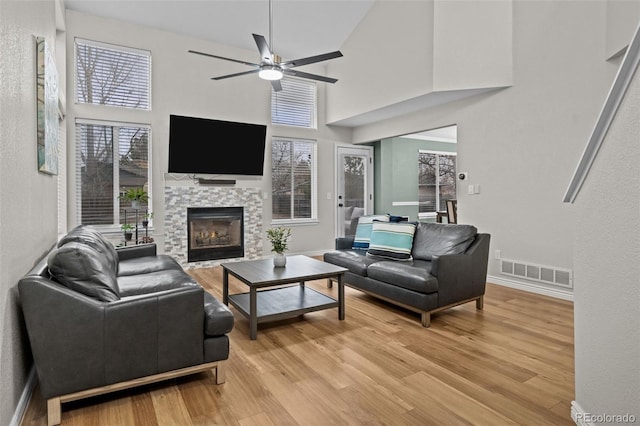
[120,187,148,210]
[266,226,292,267]
[142,211,153,227]
[121,223,134,241]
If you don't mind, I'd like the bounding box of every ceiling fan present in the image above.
[187,0,343,92]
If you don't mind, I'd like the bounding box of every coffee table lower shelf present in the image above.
[228,285,338,324]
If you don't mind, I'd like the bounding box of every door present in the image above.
[335,145,374,237]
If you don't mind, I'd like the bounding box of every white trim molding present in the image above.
[572,401,595,426]
[10,366,37,426]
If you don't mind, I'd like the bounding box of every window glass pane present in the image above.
[418,152,437,213]
[76,122,150,227]
[271,78,316,128]
[75,38,151,110]
[292,142,312,219]
[271,138,315,220]
[344,156,365,209]
[77,124,115,224]
[272,139,292,220]
[418,151,456,214]
[118,126,150,224]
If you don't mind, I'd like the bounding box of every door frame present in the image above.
[334,144,374,238]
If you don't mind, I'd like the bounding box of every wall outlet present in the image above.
[495,249,501,260]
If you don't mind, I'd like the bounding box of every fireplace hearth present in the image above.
[187,207,244,262]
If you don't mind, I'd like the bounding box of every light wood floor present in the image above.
[22,264,575,425]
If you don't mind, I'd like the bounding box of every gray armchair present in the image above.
[18,225,233,425]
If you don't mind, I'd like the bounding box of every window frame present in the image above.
[74,37,152,111]
[270,137,318,225]
[75,118,152,232]
[271,77,317,129]
[417,149,457,220]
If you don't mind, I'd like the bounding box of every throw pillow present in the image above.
[352,214,390,249]
[366,221,417,260]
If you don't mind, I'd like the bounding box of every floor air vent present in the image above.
[500,258,573,289]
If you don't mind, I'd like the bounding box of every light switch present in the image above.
[468,184,475,195]
[326,192,332,200]
[474,184,481,194]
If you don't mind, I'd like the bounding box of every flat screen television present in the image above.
[168,114,267,176]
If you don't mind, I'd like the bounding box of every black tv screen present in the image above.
[168,115,267,176]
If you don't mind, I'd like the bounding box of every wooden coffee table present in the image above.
[221,255,347,340]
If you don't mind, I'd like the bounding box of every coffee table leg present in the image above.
[222,269,229,305]
[250,287,257,340]
[338,274,345,320]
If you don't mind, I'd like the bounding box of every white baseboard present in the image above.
[487,275,574,301]
[571,401,594,426]
[10,366,36,426]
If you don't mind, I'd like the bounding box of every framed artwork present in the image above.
[36,36,59,175]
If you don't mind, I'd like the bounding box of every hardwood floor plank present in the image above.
[21,268,575,425]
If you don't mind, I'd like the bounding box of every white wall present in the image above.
[65,10,352,257]
[326,0,513,125]
[344,0,617,297]
[326,0,435,124]
[606,0,640,59]
[0,1,59,424]
[433,0,513,91]
[572,53,640,422]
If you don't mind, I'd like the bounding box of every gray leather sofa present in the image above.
[324,222,490,327]
[18,225,234,425]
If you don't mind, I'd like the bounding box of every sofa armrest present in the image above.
[431,233,491,307]
[18,276,205,399]
[116,243,157,261]
[335,237,355,250]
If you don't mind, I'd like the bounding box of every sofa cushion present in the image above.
[352,214,390,249]
[203,292,235,336]
[323,249,379,277]
[118,255,184,276]
[59,225,119,274]
[117,269,199,297]
[366,260,438,294]
[48,242,120,302]
[412,222,478,261]
[367,221,417,260]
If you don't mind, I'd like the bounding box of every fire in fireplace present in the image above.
[187,207,244,262]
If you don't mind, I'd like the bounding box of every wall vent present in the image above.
[500,258,573,289]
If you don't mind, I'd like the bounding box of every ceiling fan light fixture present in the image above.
[258,66,283,81]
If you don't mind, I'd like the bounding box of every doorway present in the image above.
[335,145,374,237]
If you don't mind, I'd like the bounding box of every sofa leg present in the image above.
[47,397,61,426]
[476,296,484,310]
[421,312,431,328]
[215,362,226,384]
[327,278,333,289]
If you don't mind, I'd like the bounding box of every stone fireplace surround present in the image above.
[164,185,263,269]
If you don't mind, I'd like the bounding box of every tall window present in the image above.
[75,121,150,227]
[74,38,152,229]
[75,38,151,110]
[418,150,457,217]
[271,78,316,128]
[271,138,317,222]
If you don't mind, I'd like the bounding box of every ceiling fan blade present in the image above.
[212,69,260,80]
[188,50,259,67]
[282,51,343,68]
[283,69,337,84]
[271,80,282,92]
[252,34,273,64]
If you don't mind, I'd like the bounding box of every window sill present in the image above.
[270,219,319,227]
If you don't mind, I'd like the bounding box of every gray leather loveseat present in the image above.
[18,225,234,425]
[324,222,490,327]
